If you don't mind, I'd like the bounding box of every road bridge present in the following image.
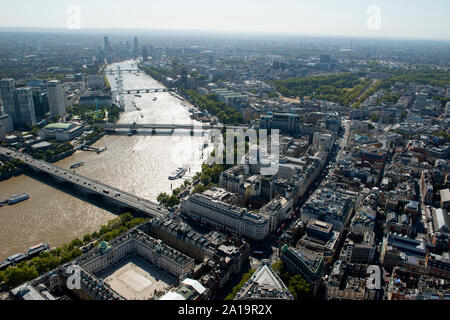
[106,69,140,74]
[0,147,167,219]
[121,88,174,94]
[100,123,251,132]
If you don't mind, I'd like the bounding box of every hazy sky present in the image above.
[0,0,449,40]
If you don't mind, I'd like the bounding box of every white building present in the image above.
[260,196,293,232]
[39,122,84,141]
[181,188,269,240]
[79,230,195,279]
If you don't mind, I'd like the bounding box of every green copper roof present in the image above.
[45,123,72,130]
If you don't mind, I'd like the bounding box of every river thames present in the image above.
[0,60,209,260]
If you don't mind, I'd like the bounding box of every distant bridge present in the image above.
[106,69,140,74]
[121,88,174,94]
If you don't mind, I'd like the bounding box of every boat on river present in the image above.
[70,162,85,169]
[168,167,187,180]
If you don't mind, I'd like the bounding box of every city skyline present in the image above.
[0,0,449,41]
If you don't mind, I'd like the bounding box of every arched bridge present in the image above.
[121,88,175,94]
[106,69,140,74]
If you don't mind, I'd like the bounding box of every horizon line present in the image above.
[0,26,449,43]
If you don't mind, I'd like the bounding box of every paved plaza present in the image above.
[100,257,177,300]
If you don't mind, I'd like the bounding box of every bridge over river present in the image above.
[101,123,251,131]
[0,147,167,219]
[121,88,174,94]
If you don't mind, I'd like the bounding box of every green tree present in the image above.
[192,184,206,194]
[225,269,256,300]
[3,265,38,288]
[83,234,92,243]
[119,212,134,225]
[288,275,311,300]
[69,238,83,249]
[166,195,180,207]
[157,192,169,205]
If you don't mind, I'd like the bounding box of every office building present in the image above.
[15,87,36,126]
[133,37,139,58]
[87,75,105,89]
[260,112,302,133]
[0,78,19,126]
[280,245,324,295]
[142,46,149,62]
[260,196,292,232]
[0,114,13,134]
[47,80,66,117]
[180,188,270,240]
[31,89,49,120]
[104,36,109,52]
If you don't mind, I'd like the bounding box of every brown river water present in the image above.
[0,60,210,260]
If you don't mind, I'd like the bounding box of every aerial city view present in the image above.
[0,0,449,309]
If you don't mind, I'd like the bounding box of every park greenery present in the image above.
[138,64,172,86]
[0,159,25,176]
[274,68,450,109]
[32,141,74,161]
[178,88,244,125]
[157,179,192,207]
[380,93,401,104]
[376,68,450,87]
[67,104,120,124]
[268,91,279,98]
[273,72,371,107]
[272,260,312,300]
[352,79,392,108]
[225,268,256,300]
[82,125,105,144]
[194,163,226,188]
[157,192,180,208]
[354,69,450,108]
[103,75,111,89]
[0,213,146,289]
[432,95,450,108]
[434,130,450,140]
